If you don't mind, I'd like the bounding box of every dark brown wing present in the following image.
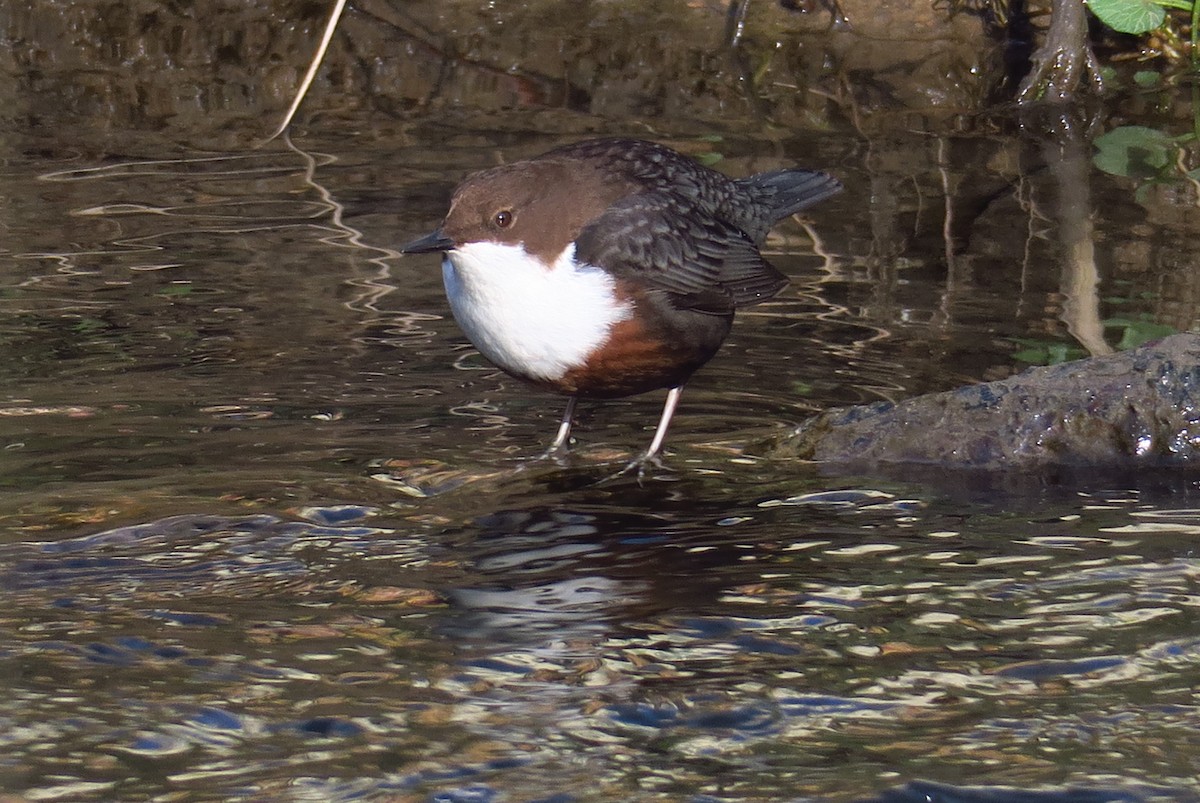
[573,190,788,313]
[546,139,842,243]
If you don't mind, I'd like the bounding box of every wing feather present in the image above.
[573,191,788,312]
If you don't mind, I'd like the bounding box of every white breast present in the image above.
[441,241,632,381]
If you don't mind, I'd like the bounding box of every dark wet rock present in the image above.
[775,334,1200,470]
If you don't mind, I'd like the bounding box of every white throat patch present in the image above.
[442,241,632,381]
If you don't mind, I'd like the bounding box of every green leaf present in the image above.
[1104,318,1176,349]
[1154,0,1194,11]
[1009,338,1087,365]
[1087,0,1166,34]
[1093,125,1174,179]
[1134,182,1157,204]
[1133,69,1162,88]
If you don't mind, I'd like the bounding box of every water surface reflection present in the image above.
[4,470,1200,799]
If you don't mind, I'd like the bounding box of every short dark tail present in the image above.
[737,169,842,223]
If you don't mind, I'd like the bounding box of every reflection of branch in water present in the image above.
[282,133,398,264]
[22,152,337,290]
[934,135,960,330]
[796,219,838,274]
[280,133,441,345]
[32,147,437,343]
[1179,145,1200,209]
[1045,127,1110,356]
[40,153,308,182]
[1013,173,1052,321]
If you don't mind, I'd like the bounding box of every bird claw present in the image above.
[512,442,573,473]
[539,440,574,463]
[599,450,669,485]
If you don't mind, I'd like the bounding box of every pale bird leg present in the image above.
[609,385,684,481]
[546,396,578,455]
[642,385,682,462]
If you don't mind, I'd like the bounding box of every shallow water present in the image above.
[4,2,1200,801]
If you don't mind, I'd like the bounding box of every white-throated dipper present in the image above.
[400,138,841,469]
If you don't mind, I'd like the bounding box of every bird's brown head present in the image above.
[401,157,635,263]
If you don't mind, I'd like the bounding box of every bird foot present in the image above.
[512,442,573,473]
[600,450,670,485]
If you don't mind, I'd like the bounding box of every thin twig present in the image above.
[264,0,349,143]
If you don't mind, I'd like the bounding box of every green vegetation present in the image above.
[1092,120,1200,200]
[1105,316,1177,348]
[1087,0,1198,57]
[1010,337,1088,365]
[1009,316,1176,365]
[1089,0,1194,35]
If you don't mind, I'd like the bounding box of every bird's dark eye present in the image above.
[493,210,513,228]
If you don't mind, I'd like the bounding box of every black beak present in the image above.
[400,228,455,255]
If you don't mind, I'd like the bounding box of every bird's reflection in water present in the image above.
[434,500,775,651]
